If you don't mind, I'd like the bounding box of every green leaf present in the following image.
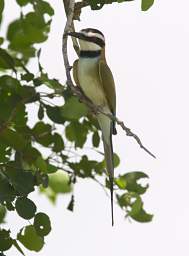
[15,197,36,220]
[92,131,100,147]
[0,37,4,45]
[141,0,154,11]
[17,85,38,103]
[38,105,44,120]
[130,207,153,222]
[7,20,28,48]
[0,205,6,223]
[0,129,27,151]
[0,0,4,25]
[39,73,63,89]
[94,160,105,175]
[24,12,46,30]
[0,144,10,162]
[127,195,153,222]
[20,46,36,60]
[86,0,143,11]
[0,48,16,71]
[35,156,47,172]
[33,78,43,87]
[116,193,131,208]
[35,171,48,187]
[0,76,26,124]
[46,164,58,174]
[0,229,13,251]
[17,225,44,252]
[48,171,72,194]
[0,0,4,14]
[61,97,88,120]
[65,121,88,148]
[79,156,97,177]
[117,193,154,223]
[6,167,35,195]
[115,176,127,190]
[13,105,28,127]
[129,196,143,216]
[22,146,41,164]
[32,122,53,147]
[113,153,120,168]
[69,155,97,178]
[118,172,149,194]
[16,0,30,6]
[87,0,104,10]
[5,201,15,211]
[7,12,49,53]
[35,1,54,16]
[32,122,51,135]
[45,105,66,124]
[0,173,16,203]
[52,133,64,152]
[0,100,27,129]
[21,73,34,82]
[0,74,21,91]
[34,212,51,236]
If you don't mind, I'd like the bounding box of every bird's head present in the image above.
[67,28,105,51]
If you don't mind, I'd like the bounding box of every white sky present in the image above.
[4,0,189,255]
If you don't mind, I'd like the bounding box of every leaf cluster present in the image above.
[0,0,154,254]
[74,0,154,19]
[86,0,154,11]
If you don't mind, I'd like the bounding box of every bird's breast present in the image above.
[78,58,107,106]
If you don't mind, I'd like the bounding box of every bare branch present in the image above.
[63,0,80,55]
[109,116,156,158]
[62,0,155,159]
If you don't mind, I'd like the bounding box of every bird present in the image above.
[67,28,116,226]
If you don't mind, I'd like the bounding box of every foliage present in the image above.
[85,0,154,11]
[0,0,155,255]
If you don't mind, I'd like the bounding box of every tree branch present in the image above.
[63,0,80,55]
[62,0,156,159]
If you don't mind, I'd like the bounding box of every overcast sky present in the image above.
[4,0,189,255]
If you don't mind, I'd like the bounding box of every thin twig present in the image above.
[62,0,155,159]
[63,0,80,55]
[93,177,109,197]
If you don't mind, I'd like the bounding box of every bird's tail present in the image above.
[98,113,114,226]
[103,137,114,226]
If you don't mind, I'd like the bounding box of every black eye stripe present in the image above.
[82,35,105,47]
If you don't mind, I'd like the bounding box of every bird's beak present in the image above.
[66,31,84,40]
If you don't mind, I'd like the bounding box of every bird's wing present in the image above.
[98,60,116,225]
[98,60,116,115]
[98,60,116,134]
[73,59,80,86]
